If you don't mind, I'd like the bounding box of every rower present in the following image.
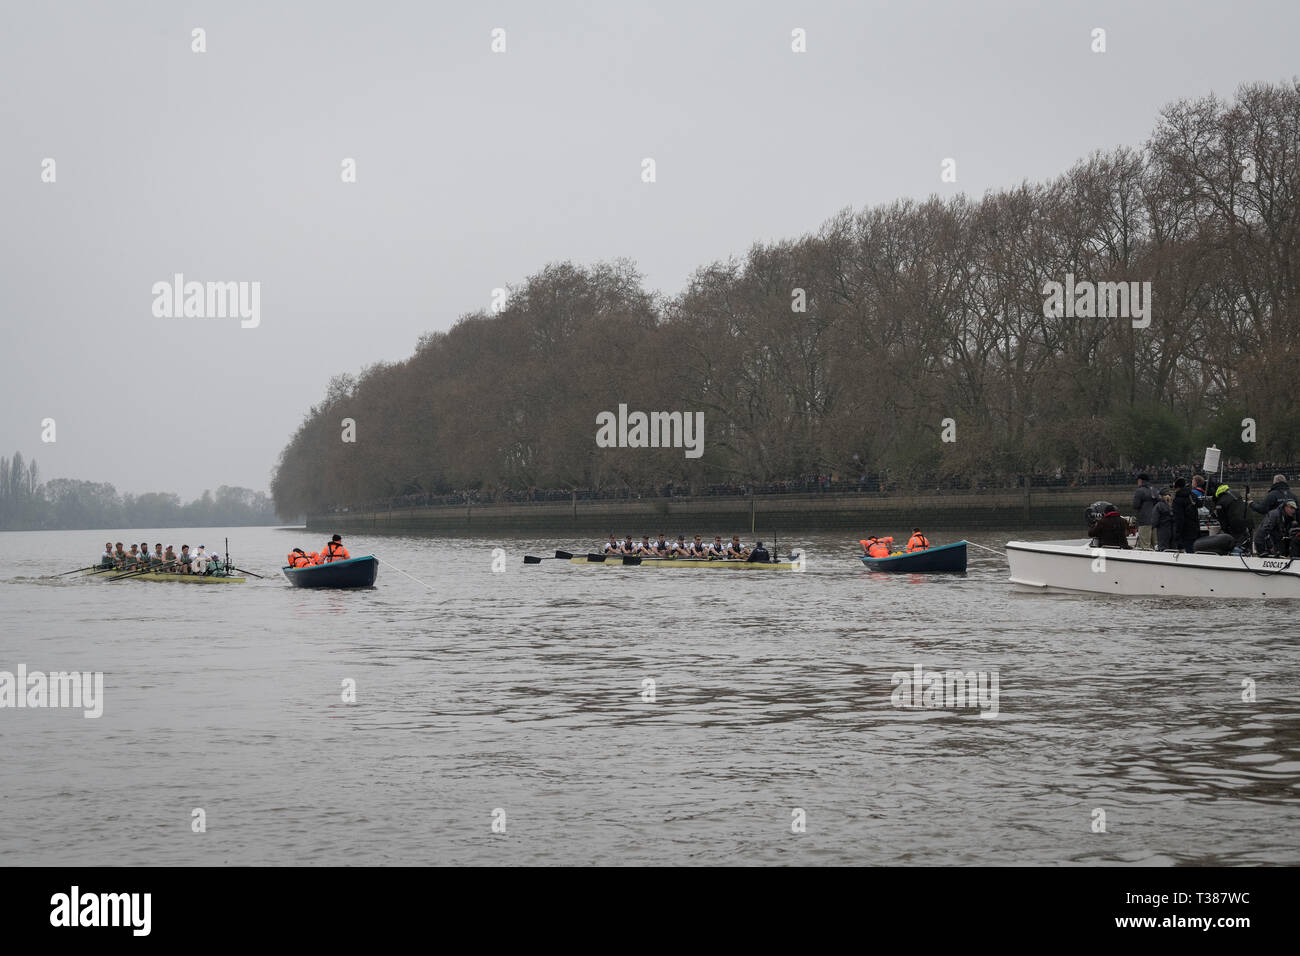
[747,540,771,563]
[164,545,177,564]
[636,535,654,555]
[726,535,747,558]
[152,544,165,565]
[322,534,350,563]
[177,545,193,573]
[652,534,670,554]
[193,545,210,575]
[688,535,707,557]
[100,543,115,568]
[906,529,930,552]
[707,535,727,558]
[126,544,141,568]
[620,535,636,554]
[670,535,688,556]
[603,535,619,554]
[113,542,127,566]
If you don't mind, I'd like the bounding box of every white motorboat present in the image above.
[1006,539,1300,598]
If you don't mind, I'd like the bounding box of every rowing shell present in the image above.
[79,568,245,584]
[570,555,798,570]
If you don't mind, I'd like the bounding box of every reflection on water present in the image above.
[0,527,1297,865]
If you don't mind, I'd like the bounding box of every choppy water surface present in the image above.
[1,527,1297,865]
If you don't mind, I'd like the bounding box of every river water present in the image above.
[1,526,1297,866]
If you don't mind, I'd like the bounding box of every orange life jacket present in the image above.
[309,551,322,565]
[288,551,311,568]
[906,533,929,552]
[323,541,350,562]
[867,537,893,558]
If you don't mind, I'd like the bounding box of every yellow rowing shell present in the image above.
[81,568,246,584]
[570,556,797,570]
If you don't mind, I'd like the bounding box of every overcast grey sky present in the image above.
[2,1,1296,499]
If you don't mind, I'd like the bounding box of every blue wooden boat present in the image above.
[860,541,967,573]
[282,554,379,588]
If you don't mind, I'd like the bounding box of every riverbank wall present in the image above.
[307,484,1129,536]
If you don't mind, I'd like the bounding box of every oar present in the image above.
[54,564,101,577]
[622,555,642,565]
[523,550,576,564]
[230,567,264,579]
[110,561,180,581]
[585,553,608,562]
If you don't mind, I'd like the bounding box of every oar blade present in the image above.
[622,556,642,565]
[523,555,542,564]
[554,550,574,560]
[586,554,606,562]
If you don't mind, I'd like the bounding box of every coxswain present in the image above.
[906,529,930,552]
[322,534,350,563]
[746,541,771,563]
[287,548,312,568]
[726,535,747,558]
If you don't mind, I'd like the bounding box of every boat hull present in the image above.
[81,568,244,583]
[860,541,967,573]
[1006,539,1300,598]
[282,555,379,588]
[570,555,797,570]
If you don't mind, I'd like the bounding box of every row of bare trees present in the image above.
[272,81,1300,519]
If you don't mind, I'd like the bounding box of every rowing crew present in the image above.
[286,534,351,568]
[99,541,225,574]
[601,534,771,562]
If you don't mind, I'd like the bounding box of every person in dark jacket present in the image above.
[1153,488,1176,551]
[1087,501,1131,549]
[1132,474,1159,549]
[1213,484,1251,550]
[1253,499,1298,556]
[1249,474,1290,516]
[1172,478,1200,552]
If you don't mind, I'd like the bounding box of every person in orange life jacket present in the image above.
[864,536,893,558]
[321,534,350,563]
[287,548,312,568]
[906,529,930,552]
